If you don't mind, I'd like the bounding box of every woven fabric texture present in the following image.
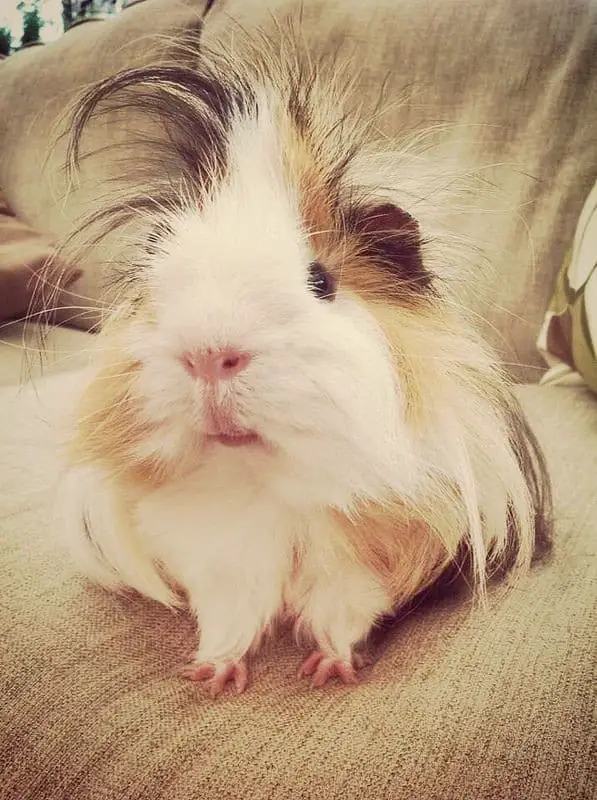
[0,371,595,800]
[2,0,597,376]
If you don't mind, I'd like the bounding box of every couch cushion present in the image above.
[201,0,597,381]
[0,375,594,800]
[0,323,94,387]
[0,0,207,329]
[2,0,597,378]
[0,192,81,325]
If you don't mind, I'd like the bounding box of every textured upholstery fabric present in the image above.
[0,322,93,387]
[0,193,77,324]
[2,0,597,375]
[202,0,597,381]
[0,2,596,798]
[0,0,206,329]
[0,369,595,800]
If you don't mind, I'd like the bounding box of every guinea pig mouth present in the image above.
[202,400,260,447]
[205,432,261,448]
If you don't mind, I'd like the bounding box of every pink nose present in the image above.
[181,348,252,381]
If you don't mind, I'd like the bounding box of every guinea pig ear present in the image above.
[350,202,432,291]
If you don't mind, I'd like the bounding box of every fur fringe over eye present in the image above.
[55,26,552,645]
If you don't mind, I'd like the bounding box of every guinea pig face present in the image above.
[118,108,425,509]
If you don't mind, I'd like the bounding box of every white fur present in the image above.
[126,106,420,509]
[58,98,540,673]
[58,463,177,606]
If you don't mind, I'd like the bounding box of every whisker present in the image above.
[1,307,104,333]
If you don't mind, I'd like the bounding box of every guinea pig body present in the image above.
[56,41,550,694]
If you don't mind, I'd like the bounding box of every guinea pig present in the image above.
[54,39,551,696]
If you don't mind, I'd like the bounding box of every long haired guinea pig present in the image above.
[55,40,551,696]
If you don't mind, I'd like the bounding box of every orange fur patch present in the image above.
[333,501,451,608]
[72,336,173,488]
[360,299,443,429]
[279,114,337,250]
[279,119,432,307]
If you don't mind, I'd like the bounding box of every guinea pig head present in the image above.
[105,121,434,508]
[70,81,434,511]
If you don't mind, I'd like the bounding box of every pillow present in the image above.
[0,0,205,330]
[0,192,80,324]
[538,181,597,393]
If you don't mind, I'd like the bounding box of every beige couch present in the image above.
[0,1,595,798]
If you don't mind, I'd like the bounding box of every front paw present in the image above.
[181,659,249,698]
[298,650,370,688]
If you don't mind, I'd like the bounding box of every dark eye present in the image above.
[308,261,337,301]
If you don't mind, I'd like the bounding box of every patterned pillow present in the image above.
[538,182,597,393]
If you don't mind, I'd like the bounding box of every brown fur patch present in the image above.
[276,100,432,307]
[333,501,451,609]
[277,111,338,258]
[72,332,173,488]
[358,298,445,429]
[322,212,433,306]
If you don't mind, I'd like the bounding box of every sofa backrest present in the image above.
[202,0,597,380]
[0,0,205,327]
[1,0,597,379]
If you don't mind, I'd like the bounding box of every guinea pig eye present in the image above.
[308,261,337,301]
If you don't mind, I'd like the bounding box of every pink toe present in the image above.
[311,660,334,687]
[209,663,234,698]
[181,662,215,681]
[336,662,358,685]
[234,663,249,694]
[303,653,361,687]
[299,651,324,678]
[181,661,249,698]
